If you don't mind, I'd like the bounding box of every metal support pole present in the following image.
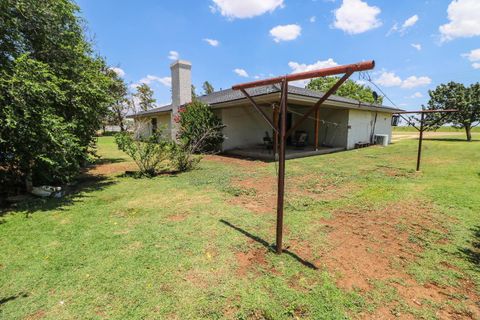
[416,112,425,172]
[273,106,279,155]
[314,109,320,150]
[276,78,288,254]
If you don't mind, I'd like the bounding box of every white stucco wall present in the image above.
[347,110,392,149]
[218,105,273,151]
[135,113,172,139]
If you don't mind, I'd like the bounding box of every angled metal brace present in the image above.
[240,88,278,133]
[286,71,354,137]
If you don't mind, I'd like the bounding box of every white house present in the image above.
[130,60,401,159]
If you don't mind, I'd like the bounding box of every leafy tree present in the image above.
[134,83,156,112]
[0,0,114,191]
[191,85,198,100]
[177,101,224,153]
[307,77,383,104]
[106,69,129,131]
[202,81,215,95]
[424,82,479,141]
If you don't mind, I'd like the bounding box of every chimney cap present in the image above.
[170,60,192,68]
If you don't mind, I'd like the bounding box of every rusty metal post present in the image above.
[314,109,320,150]
[276,78,288,254]
[273,106,279,154]
[416,112,425,172]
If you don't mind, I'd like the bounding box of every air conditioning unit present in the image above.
[374,134,389,146]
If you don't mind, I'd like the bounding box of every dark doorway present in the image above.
[151,118,157,134]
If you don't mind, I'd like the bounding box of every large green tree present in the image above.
[0,0,114,191]
[202,81,214,95]
[134,83,156,112]
[424,82,479,141]
[106,69,129,131]
[307,77,383,104]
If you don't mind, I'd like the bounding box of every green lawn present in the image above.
[1,134,479,319]
[393,126,480,133]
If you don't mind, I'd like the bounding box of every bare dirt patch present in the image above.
[88,161,137,176]
[228,173,357,214]
[24,310,46,320]
[167,213,188,222]
[235,247,268,276]
[229,175,277,214]
[311,201,479,319]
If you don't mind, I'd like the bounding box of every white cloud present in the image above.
[462,48,480,69]
[132,75,172,89]
[402,14,419,29]
[439,0,480,42]
[211,0,284,19]
[388,14,419,36]
[375,72,402,87]
[288,58,339,87]
[204,38,220,47]
[269,24,302,42]
[233,68,249,77]
[310,16,316,23]
[333,0,382,34]
[110,67,125,77]
[409,92,423,98]
[462,48,480,61]
[411,43,422,51]
[401,76,431,89]
[375,72,431,89]
[168,51,179,60]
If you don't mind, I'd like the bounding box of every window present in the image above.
[151,118,158,134]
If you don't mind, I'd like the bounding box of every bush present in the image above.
[115,131,172,177]
[115,123,200,176]
[176,101,224,153]
[170,142,201,172]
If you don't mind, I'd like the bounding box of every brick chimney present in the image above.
[170,60,192,140]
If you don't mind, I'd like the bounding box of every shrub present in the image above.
[170,142,201,172]
[176,101,224,153]
[115,129,172,177]
[115,122,201,176]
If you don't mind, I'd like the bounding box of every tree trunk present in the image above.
[465,125,472,141]
[120,120,125,132]
[25,161,33,193]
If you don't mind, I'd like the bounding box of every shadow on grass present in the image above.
[220,219,318,270]
[0,292,28,306]
[459,226,480,270]
[94,157,126,165]
[2,173,116,217]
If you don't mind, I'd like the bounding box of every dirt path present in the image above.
[392,131,464,142]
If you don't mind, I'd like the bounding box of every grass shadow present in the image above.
[459,226,480,270]
[94,157,126,165]
[2,173,116,217]
[220,219,318,270]
[0,292,28,306]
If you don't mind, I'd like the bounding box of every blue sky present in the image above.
[76,0,480,110]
